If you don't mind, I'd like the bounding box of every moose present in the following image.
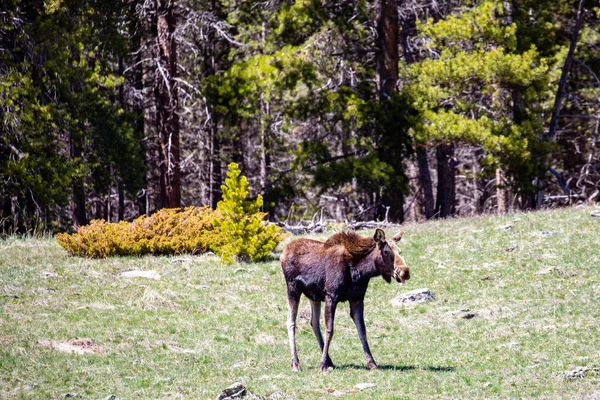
[280,229,410,372]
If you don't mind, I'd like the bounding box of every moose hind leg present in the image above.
[287,292,301,371]
[349,299,378,370]
[310,300,334,368]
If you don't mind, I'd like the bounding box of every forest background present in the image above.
[1,0,599,234]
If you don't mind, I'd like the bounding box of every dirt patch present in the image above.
[37,339,103,355]
[76,302,117,311]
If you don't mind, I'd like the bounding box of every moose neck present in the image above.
[350,249,381,282]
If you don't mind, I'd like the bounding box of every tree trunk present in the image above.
[416,145,434,219]
[143,38,161,214]
[376,0,399,99]
[156,0,181,209]
[496,167,508,214]
[70,132,87,227]
[435,143,456,218]
[118,181,125,222]
[400,9,435,220]
[547,0,586,143]
[376,0,404,221]
[537,0,586,206]
[209,117,222,209]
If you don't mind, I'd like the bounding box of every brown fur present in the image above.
[323,231,375,259]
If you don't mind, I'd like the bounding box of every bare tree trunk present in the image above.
[209,117,222,209]
[118,182,125,221]
[496,168,508,214]
[70,132,87,227]
[259,94,271,192]
[416,146,434,219]
[400,9,435,220]
[537,0,586,206]
[143,39,161,214]
[156,0,180,209]
[375,0,404,222]
[547,0,586,142]
[435,143,456,218]
[376,0,399,99]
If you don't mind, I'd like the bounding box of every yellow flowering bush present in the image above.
[57,206,221,258]
[56,164,287,261]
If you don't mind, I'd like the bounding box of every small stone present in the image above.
[355,383,376,390]
[536,266,555,275]
[462,312,478,319]
[119,270,161,280]
[497,224,512,230]
[541,231,560,236]
[391,288,435,306]
[560,366,600,381]
[215,383,246,400]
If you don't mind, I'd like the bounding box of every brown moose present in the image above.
[280,229,410,372]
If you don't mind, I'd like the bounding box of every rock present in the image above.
[391,288,435,306]
[216,383,245,400]
[536,266,576,277]
[119,270,161,280]
[541,230,560,236]
[591,210,600,218]
[215,383,262,400]
[496,224,512,230]
[355,383,376,390]
[461,312,478,319]
[560,366,600,381]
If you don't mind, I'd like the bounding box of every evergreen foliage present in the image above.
[405,0,554,197]
[214,163,288,263]
[2,0,599,230]
[0,0,144,233]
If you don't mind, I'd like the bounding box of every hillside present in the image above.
[1,206,599,399]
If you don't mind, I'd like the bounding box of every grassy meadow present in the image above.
[1,206,600,399]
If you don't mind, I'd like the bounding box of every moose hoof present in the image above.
[367,361,379,370]
[319,362,335,373]
[291,362,301,372]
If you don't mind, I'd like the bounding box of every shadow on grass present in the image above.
[337,364,456,372]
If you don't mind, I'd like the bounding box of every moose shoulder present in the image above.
[280,229,410,372]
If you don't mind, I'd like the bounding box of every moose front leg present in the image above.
[319,296,337,372]
[349,299,378,370]
[310,300,334,368]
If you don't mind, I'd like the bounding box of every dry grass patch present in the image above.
[37,339,104,355]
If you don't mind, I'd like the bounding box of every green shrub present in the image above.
[214,163,288,263]
[56,164,287,262]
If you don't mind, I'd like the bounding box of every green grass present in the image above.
[1,207,600,399]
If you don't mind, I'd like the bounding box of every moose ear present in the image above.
[373,229,386,243]
[392,231,404,243]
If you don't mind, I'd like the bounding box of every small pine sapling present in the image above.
[214,162,287,263]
